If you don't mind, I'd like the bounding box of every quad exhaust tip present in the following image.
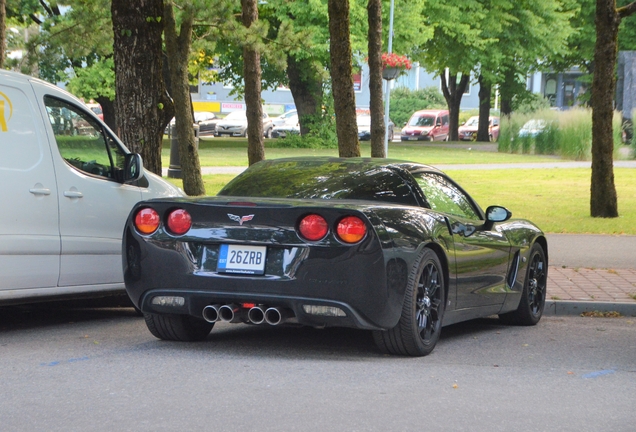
[203,304,294,325]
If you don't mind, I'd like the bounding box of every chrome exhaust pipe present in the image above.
[219,304,246,323]
[264,307,293,326]
[248,305,267,324]
[202,304,222,323]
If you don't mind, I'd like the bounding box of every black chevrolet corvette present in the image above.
[123,157,548,356]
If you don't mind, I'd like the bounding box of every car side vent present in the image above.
[506,251,521,289]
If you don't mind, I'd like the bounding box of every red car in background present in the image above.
[400,109,450,142]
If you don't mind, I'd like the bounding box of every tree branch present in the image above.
[618,2,636,18]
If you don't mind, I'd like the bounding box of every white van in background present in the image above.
[0,70,184,305]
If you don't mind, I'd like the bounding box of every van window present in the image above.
[442,115,448,126]
[44,96,126,179]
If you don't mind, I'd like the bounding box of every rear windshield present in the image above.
[218,160,418,206]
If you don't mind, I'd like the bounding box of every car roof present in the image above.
[249,156,444,176]
[411,109,449,116]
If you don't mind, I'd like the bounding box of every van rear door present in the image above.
[0,73,60,291]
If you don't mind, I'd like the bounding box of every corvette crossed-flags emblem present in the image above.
[227,214,255,225]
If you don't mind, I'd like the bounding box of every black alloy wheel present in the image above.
[499,243,547,326]
[373,248,445,356]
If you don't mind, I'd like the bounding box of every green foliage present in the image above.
[67,58,115,102]
[512,92,552,114]
[389,87,446,126]
[267,109,338,149]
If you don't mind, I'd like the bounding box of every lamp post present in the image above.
[383,0,395,157]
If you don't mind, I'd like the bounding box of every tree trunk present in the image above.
[440,71,469,141]
[0,0,6,69]
[477,74,492,142]
[287,54,322,136]
[499,70,515,118]
[95,96,116,133]
[242,0,265,166]
[328,0,360,157]
[164,4,205,196]
[590,0,625,218]
[111,0,174,175]
[367,0,385,158]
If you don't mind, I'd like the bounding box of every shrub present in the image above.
[389,87,446,126]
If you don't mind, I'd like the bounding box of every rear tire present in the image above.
[144,313,214,341]
[373,248,445,356]
[499,243,547,326]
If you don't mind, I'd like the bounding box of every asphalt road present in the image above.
[1,306,635,432]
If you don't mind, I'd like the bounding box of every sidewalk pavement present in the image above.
[175,163,636,317]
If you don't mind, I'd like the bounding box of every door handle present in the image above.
[29,188,51,196]
[64,190,84,198]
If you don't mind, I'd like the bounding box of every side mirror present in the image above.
[483,206,512,231]
[403,122,407,126]
[486,205,512,222]
[123,153,143,184]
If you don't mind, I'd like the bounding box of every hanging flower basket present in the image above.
[381,53,412,80]
[382,67,401,80]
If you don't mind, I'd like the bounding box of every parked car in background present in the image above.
[458,116,500,142]
[215,110,274,138]
[194,111,219,136]
[272,114,299,138]
[518,119,548,138]
[124,157,547,357]
[0,69,184,305]
[271,110,298,128]
[86,103,104,121]
[357,115,394,141]
[401,109,449,142]
[165,111,218,136]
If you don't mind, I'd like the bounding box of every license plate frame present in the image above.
[217,244,267,275]
[408,136,418,141]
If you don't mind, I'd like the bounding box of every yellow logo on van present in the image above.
[0,91,13,132]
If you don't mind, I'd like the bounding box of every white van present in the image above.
[0,70,184,305]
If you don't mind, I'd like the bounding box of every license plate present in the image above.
[217,244,267,275]
[408,137,418,141]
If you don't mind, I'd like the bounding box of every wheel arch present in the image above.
[423,242,450,309]
[534,235,548,264]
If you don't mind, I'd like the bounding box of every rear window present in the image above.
[218,160,418,206]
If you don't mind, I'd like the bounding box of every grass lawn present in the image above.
[161,137,561,167]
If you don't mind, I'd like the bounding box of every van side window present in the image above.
[44,96,126,179]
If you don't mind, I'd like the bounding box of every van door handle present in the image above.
[29,188,51,196]
[64,190,84,198]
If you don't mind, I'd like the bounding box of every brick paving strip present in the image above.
[548,266,636,303]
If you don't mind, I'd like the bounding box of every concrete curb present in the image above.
[545,300,636,317]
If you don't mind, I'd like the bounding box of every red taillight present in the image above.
[336,216,367,243]
[298,214,329,241]
[134,208,160,235]
[166,209,192,235]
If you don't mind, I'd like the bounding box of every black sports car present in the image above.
[123,157,548,356]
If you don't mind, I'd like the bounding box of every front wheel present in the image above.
[373,248,445,356]
[499,243,547,326]
[144,313,214,341]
